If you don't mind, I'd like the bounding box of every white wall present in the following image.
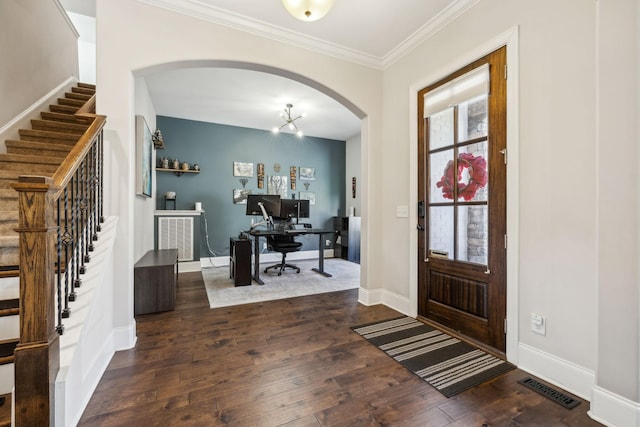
[345,134,361,217]
[66,11,96,84]
[133,78,157,262]
[0,0,78,126]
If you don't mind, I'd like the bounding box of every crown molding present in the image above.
[382,0,480,68]
[137,0,477,70]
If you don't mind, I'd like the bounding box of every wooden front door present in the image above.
[417,47,507,352]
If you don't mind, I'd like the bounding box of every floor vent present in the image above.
[517,377,580,409]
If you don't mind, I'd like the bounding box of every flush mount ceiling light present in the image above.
[281,0,335,22]
[272,104,306,137]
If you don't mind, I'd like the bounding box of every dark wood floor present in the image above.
[78,271,602,426]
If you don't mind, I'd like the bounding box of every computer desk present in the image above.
[248,228,336,285]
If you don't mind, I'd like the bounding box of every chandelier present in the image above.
[272,104,305,137]
[281,0,335,22]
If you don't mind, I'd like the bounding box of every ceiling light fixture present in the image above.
[272,104,305,137]
[281,0,335,22]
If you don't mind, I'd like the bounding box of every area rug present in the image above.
[352,316,514,397]
[202,258,360,308]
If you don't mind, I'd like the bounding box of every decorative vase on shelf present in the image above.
[193,164,200,171]
[172,159,180,169]
[161,157,169,169]
[181,162,190,171]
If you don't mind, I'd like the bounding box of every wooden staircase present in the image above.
[0,82,96,427]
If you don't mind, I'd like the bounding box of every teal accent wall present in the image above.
[155,116,346,257]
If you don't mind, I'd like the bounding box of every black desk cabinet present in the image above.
[230,238,252,286]
[333,216,361,263]
[134,249,178,315]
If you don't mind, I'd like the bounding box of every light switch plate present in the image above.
[396,205,409,218]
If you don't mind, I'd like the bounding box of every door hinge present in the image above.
[500,148,507,164]
[504,318,508,333]
[504,64,508,80]
[504,234,508,249]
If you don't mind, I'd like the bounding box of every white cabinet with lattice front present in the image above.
[154,210,203,262]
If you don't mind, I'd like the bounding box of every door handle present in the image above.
[416,224,425,231]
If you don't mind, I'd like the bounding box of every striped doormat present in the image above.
[352,316,514,397]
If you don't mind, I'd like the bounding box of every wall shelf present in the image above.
[156,167,200,177]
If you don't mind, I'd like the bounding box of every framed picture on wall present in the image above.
[299,167,315,181]
[233,189,251,204]
[298,191,315,205]
[233,161,254,177]
[267,176,288,198]
[135,115,153,198]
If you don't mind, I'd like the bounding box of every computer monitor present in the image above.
[246,194,281,218]
[277,198,310,221]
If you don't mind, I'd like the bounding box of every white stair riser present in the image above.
[0,363,13,395]
[0,315,18,340]
[0,276,19,300]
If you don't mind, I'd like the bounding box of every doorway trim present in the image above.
[408,26,520,363]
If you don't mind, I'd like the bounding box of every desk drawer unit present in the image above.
[230,238,252,286]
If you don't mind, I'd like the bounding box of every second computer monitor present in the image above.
[279,198,310,220]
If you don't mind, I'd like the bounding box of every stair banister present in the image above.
[10,103,106,426]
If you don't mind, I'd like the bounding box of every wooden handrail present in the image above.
[51,113,105,199]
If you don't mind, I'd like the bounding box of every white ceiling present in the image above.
[62,0,471,140]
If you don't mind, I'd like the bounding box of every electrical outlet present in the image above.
[325,239,331,247]
[530,313,546,335]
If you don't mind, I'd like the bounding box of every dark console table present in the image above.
[134,249,178,315]
[230,237,252,286]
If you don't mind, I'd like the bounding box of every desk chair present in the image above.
[264,234,302,276]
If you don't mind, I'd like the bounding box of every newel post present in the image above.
[11,176,60,427]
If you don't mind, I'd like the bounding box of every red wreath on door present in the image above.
[436,153,488,201]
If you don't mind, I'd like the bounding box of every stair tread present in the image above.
[0,268,18,278]
[31,119,89,133]
[0,212,18,221]
[6,140,74,152]
[0,169,52,179]
[0,299,18,317]
[65,91,92,101]
[50,104,78,114]
[0,338,18,358]
[18,128,81,141]
[41,111,78,123]
[0,153,64,165]
[58,98,85,108]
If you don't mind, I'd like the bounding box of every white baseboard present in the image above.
[113,321,137,351]
[179,260,202,272]
[517,343,594,401]
[358,287,412,315]
[589,385,640,427]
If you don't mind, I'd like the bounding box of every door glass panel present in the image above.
[457,205,488,265]
[429,206,454,260]
[458,94,488,141]
[429,108,454,151]
[430,149,454,203]
[457,143,488,202]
